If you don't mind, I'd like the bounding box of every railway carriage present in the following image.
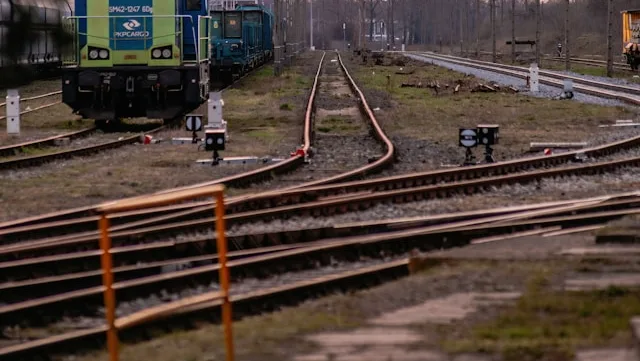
[0,0,73,77]
[210,3,273,83]
[61,0,211,124]
[622,9,640,71]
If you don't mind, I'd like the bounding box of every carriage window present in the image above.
[224,12,242,38]
[186,0,201,11]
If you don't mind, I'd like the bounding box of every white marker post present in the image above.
[563,79,573,93]
[6,89,20,135]
[529,63,539,92]
[207,91,228,141]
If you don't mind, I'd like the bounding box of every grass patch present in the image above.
[279,103,293,111]
[351,55,635,155]
[316,115,363,134]
[441,272,640,360]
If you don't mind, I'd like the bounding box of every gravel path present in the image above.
[405,53,631,108]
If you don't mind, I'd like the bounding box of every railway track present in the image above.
[3,192,640,300]
[0,126,96,157]
[0,90,62,122]
[3,146,640,273]
[1,126,639,252]
[0,51,395,240]
[409,52,640,105]
[545,56,632,72]
[4,51,640,360]
[0,126,166,170]
[1,192,638,360]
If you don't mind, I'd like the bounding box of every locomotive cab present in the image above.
[61,0,211,123]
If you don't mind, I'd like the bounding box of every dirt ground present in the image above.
[0,52,323,221]
[67,225,640,361]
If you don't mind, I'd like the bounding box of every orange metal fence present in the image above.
[97,184,234,361]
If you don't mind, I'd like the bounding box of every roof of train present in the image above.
[622,9,640,14]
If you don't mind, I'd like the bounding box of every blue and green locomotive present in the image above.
[61,0,211,123]
[210,3,273,83]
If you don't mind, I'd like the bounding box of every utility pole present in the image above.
[606,0,614,77]
[535,0,540,65]
[564,0,570,71]
[511,0,515,64]
[491,0,496,62]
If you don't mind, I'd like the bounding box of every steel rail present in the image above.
[2,126,639,246]
[0,126,166,170]
[3,193,638,300]
[2,195,614,282]
[3,152,640,262]
[0,259,409,361]
[411,52,640,105]
[0,199,637,337]
[0,51,397,241]
[0,90,62,108]
[0,127,97,157]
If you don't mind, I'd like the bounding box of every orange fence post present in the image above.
[99,214,119,361]
[97,184,232,361]
[215,191,235,361]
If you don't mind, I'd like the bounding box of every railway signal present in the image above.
[205,129,226,165]
[185,114,203,144]
[459,128,478,165]
[477,124,499,163]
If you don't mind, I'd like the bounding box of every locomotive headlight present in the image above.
[162,49,171,58]
[89,49,99,59]
[152,49,162,59]
[99,50,109,59]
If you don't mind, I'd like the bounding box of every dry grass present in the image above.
[350,55,635,156]
[68,259,636,361]
[440,272,640,361]
[0,52,323,221]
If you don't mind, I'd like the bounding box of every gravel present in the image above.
[405,54,631,108]
[232,53,387,188]
[554,69,640,89]
[223,160,640,236]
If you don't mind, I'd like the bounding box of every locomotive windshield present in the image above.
[224,12,242,38]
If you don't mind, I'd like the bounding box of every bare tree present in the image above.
[511,0,516,63]
[606,0,614,77]
[273,0,283,75]
[475,0,480,57]
[535,0,541,64]
[564,0,570,71]
[491,0,496,62]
